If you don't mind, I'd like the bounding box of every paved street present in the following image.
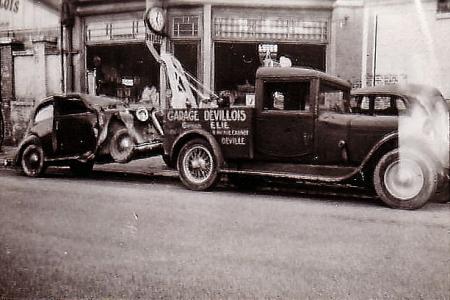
[0,166,449,299]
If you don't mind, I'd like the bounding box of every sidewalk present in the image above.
[0,146,15,167]
[0,146,178,178]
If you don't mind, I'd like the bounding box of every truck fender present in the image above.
[359,131,444,185]
[170,129,224,169]
[356,132,399,182]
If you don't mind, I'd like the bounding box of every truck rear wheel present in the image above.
[374,149,438,209]
[177,138,220,191]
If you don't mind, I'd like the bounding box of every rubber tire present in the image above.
[21,142,46,177]
[110,128,135,163]
[177,138,220,191]
[70,161,94,177]
[374,149,438,210]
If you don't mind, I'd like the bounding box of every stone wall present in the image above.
[0,36,62,146]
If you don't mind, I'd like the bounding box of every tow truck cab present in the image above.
[164,67,352,165]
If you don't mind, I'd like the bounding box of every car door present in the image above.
[54,96,98,157]
[255,80,314,161]
[29,100,56,157]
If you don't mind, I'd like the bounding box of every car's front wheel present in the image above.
[21,143,46,177]
[177,139,220,191]
[374,149,438,209]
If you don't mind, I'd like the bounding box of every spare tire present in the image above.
[109,128,135,163]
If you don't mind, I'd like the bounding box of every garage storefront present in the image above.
[84,15,161,104]
[210,7,329,105]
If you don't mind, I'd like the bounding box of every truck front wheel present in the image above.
[177,138,220,191]
[374,149,438,209]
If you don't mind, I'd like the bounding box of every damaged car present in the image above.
[15,93,164,177]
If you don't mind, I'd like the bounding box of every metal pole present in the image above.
[372,14,378,86]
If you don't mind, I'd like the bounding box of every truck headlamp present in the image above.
[136,107,149,122]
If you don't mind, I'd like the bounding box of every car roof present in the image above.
[351,84,442,100]
[63,93,122,107]
[256,67,352,89]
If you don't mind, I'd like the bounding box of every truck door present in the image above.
[54,96,98,157]
[255,80,314,161]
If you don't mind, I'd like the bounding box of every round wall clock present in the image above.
[145,7,165,33]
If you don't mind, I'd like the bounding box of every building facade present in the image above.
[360,0,450,97]
[66,0,364,108]
[0,0,61,145]
[2,0,450,145]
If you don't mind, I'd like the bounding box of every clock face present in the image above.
[148,7,165,33]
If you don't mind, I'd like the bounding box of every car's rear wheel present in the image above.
[21,143,46,177]
[374,149,437,209]
[70,161,94,177]
[177,138,220,191]
[110,128,135,163]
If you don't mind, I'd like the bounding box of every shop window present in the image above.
[86,20,145,42]
[86,44,160,104]
[263,82,310,111]
[214,43,325,104]
[214,17,327,42]
[437,0,450,13]
[173,42,198,78]
[172,16,199,38]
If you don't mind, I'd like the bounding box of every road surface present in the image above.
[0,167,449,299]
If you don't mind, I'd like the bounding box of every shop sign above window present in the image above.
[214,17,328,42]
[172,16,199,38]
[86,19,146,42]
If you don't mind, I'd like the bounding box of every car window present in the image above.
[263,81,310,111]
[396,98,407,111]
[319,83,351,113]
[57,98,89,115]
[34,104,54,123]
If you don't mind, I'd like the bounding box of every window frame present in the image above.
[261,79,313,114]
[55,97,91,116]
[318,80,351,114]
[33,102,54,124]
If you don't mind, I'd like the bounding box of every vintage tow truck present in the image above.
[142,7,448,209]
[160,67,449,210]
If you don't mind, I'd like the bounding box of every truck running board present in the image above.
[221,164,358,183]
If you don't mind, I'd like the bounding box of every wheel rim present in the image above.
[182,145,213,184]
[22,146,43,176]
[117,133,133,153]
[384,158,425,200]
